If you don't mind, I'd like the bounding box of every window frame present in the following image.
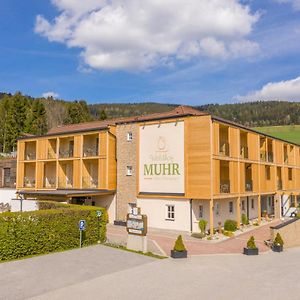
[127,132,133,141]
[126,166,133,176]
[229,201,233,214]
[166,205,175,221]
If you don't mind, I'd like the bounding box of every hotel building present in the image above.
[16,106,300,233]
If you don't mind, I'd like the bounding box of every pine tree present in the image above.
[64,101,91,124]
[25,100,48,135]
[99,109,107,120]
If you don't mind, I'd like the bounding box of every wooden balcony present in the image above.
[220,180,230,193]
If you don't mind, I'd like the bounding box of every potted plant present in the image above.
[243,236,259,255]
[171,235,187,258]
[272,233,284,252]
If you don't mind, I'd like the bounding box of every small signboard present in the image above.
[126,213,147,236]
[79,220,86,231]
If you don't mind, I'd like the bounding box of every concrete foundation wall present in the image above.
[86,194,116,224]
[271,219,300,248]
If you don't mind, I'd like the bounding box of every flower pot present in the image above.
[243,247,259,255]
[272,244,283,252]
[170,250,187,258]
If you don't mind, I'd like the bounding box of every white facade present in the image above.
[137,198,191,231]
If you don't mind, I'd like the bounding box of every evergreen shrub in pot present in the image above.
[171,235,187,258]
[272,233,284,252]
[243,236,259,255]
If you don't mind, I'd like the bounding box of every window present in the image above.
[3,168,11,186]
[126,166,133,176]
[229,201,233,214]
[199,205,204,218]
[215,202,220,216]
[241,200,245,211]
[265,166,271,180]
[127,132,133,141]
[166,205,175,220]
[251,199,254,209]
[288,168,293,181]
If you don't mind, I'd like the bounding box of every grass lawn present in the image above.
[253,125,300,145]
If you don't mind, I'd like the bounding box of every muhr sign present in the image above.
[144,163,180,176]
[139,121,185,194]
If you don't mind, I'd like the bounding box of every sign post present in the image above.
[96,211,102,243]
[126,207,148,253]
[79,220,86,248]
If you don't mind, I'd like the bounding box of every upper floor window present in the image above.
[126,166,133,176]
[127,132,133,141]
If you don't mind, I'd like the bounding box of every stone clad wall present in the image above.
[116,124,138,220]
[0,158,17,188]
[270,219,300,248]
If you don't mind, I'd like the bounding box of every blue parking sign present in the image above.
[79,220,86,231]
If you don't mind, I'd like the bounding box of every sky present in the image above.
[0,0,300,105]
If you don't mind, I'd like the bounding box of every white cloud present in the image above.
[35,0,259,71]
[235,76,300,101]
[275,0,300,10]
[42,91,59,99]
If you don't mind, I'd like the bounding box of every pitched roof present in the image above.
[46,105,207,135]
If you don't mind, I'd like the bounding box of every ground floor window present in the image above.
[199,205,203,218]
[241,200,245,211]
[251,198,254,209]
[166,205,175,221]
[215,202,220,216]
[229,201,233,214]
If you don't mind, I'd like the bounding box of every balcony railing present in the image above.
[240,146,249,159]
[220,180,230,193]
[82,176,98,189]
[277,180,283,190]
[260,150,267,161]
[267,152,274,163]
[59,149,74,158]
[219,142,230,156]
[47,150,56,159]
[58,177,73,188]
[245,180,253,192]
[83,147,99,157]
[25,152,36,160]
[44,178,56,188]
[24,177,36,188]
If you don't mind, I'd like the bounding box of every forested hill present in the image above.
[1,91,300,153]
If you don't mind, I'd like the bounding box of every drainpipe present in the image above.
[190,199,193,233]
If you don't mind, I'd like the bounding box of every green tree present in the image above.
[99,109,107,120]
[64,101,91,124]
[25,100,48,135]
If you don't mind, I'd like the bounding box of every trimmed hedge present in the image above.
[0,202,107,261]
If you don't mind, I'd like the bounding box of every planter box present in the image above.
[272,245,283,252]
[243,247,259,255]
[170,250,187,259]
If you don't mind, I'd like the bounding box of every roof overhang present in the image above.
[17,189,116,198]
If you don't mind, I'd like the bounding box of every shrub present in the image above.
[198,219,207,236]
[0,203,107,261]
[246,236,257,249]
[38,200,71,210]
[173,235,186,252]
[224,219,238,232]
[241,214,249,225]
[222,230,234,237]
[191,233,203,239]
[274,233,284,246]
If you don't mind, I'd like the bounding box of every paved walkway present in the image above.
[27,247,300,300]
[107,219,282,256]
